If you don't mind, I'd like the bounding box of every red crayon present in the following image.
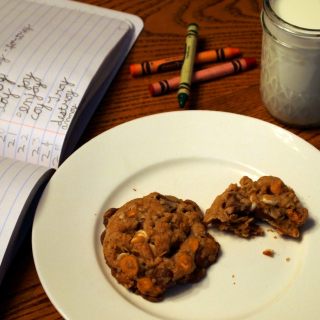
[149,58,257,97]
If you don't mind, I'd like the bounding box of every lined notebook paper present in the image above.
[0,0,143,281]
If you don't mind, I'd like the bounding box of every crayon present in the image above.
[178,23,199,108]
[129,47,241,77]
[149,57,257,97]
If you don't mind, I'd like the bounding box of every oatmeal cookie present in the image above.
[204,176,308,238]
[101,192,220,301]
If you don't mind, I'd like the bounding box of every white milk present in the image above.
[260,0,320,127]
[272,0,320,29]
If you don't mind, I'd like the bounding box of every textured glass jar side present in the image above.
[260,17,320,127]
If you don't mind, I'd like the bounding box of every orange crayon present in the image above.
[130,47,241,77]
[149,57,257,97]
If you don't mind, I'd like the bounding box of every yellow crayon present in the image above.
[177,23,199,108]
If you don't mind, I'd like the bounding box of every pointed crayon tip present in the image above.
[129,64,140,77]
[229,47,242,56]
[148,84,156,96]
[178,93,189,108]
[244,57,257,69]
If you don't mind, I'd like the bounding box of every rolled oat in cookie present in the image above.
[204,176,308,238]
[101,192,220,302]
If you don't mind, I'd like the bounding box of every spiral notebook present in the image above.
[0,0,143,282]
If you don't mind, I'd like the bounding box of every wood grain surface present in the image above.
[0,0,319,319]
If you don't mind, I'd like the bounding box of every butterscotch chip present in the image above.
[204,176,308,238]
[101,192,220,301]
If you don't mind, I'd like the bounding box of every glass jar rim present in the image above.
[263,0,320,38]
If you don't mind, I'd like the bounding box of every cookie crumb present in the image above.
[262,249,275,257]
[286,257,291,262]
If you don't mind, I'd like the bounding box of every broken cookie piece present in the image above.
[101,192,220,301]
[203,180,264,238]
[204,176,308,238]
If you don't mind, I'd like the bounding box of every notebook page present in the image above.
[0,0,132,169]
[0,156,49,266]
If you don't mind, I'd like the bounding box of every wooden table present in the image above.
[0,0,319,319]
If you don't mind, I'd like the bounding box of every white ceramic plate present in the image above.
[32,111,320,320]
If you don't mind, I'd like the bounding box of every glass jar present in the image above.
[260,0,320,127]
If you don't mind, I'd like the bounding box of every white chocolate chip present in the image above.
[261,194,278,206]
[131,229,148,243]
